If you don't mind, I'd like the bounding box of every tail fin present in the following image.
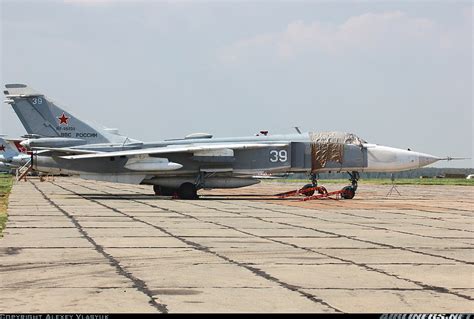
[4,84,141,145]
[0,136,20,159]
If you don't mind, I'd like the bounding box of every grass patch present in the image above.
[362,178,474,186]
[265,178,474,186]
[0,174,13,237]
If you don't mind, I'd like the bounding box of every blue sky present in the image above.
[1,0,472,168]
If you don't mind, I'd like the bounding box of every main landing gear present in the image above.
[153,183,199,200]
[153,185,176,197]
[177,182,198,200]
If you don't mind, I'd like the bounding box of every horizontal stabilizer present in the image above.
[4,84,42,97]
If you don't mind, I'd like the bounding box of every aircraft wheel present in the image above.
[341,186,355,199]
[161,186,177,197]
[153,185,177,197]
[177,182,198,200]
[301,184,315,196]
[318,186,328,195]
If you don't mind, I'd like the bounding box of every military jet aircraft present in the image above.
[3,84,451,199]
[0,136,30,171]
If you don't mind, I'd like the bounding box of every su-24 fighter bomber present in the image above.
[3,83,457,199]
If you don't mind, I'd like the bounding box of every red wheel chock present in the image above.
[276,186,349,201]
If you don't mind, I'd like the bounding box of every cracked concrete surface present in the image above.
[0,177,473,312]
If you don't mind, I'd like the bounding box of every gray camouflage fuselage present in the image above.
[4,83,442,190]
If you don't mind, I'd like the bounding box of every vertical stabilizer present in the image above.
[0,136,20,159]
[4,84,141,145]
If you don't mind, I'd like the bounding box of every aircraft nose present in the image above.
[418,153,440,167]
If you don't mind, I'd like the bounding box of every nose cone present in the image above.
[418,153,440,167]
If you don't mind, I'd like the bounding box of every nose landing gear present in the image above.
[341,171,359,199]
[277,171,360,200]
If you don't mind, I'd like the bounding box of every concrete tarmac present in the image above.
[0,177,473,312]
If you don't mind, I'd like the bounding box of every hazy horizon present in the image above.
[1,0,472,168]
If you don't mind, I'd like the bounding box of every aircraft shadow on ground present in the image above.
[75,192,398,202]
[79,193,283,201]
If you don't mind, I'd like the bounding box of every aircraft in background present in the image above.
[0,136,30,171]
[3,84,455,199]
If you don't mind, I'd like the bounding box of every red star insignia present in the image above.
[0,145,5,152]
[14,141,27,153]
[58,112,70,125]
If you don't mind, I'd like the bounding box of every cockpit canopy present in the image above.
[309,131,367,145]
